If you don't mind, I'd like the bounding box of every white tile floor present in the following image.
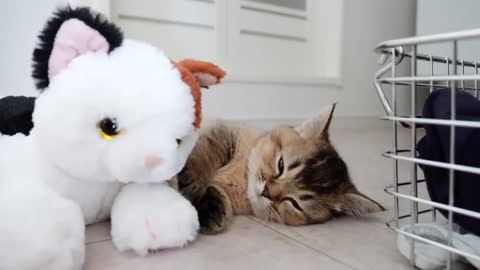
[83,119,432,270]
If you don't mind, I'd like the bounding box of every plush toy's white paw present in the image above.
[111,183,199,256]
[0,183,85,270]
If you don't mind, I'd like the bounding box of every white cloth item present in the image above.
[455,234,480,269]
[397,223,480,269]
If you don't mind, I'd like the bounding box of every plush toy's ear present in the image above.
[32,6,123,90]
[48,19,109,78]
[177,59,226,88]
[174,60,226,128]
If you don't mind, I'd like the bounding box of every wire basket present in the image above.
[375,29,480,269]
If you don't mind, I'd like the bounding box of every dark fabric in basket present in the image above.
[417,88,480,235]
[0,96,35,136]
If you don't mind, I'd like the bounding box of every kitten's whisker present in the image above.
[271,207,288,229]
[268,206,277,220]
[261,213,271,224]
[248,152,262,172]
[237,132,261,164]
[268,205,283,226]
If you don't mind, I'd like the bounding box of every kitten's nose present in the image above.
[145,155,163,171]
[261,186,271,200]
[262,183,283,200]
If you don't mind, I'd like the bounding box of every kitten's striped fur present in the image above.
[178,105,384,234]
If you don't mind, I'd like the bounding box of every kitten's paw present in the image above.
[111,183,199,256]
[196,186,231,234]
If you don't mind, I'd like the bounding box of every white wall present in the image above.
[0,0,108,98]
[416,0,480,71]
[417,0,480,35]
[1,0,66,97]
[0,0,416,120]
[202,0,344,120]
[414,0,480,110]
[204,0,416,120]
[337,0,416,117]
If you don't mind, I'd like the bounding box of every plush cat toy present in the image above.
[0,6,225,270]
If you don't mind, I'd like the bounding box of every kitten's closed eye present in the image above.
[299,194,314,200]
[281,197,303,212]
[288,161,301,170]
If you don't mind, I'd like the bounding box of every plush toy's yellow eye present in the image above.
[98,118,123,140]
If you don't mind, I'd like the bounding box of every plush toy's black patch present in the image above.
[0,96,36,136]
[32,6,123,90]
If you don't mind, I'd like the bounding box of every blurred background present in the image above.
[1,0,479,122]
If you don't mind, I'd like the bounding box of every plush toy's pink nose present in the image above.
[145,156,163,171]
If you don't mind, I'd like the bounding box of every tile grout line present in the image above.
[246,216,362,270]
[86,218,360,270]
[86,238,112,245]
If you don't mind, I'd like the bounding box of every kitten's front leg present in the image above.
[193,184,233,235]
[111,183,199,256]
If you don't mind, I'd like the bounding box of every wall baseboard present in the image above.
[223,116,389,131]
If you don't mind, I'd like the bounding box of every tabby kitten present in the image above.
[177,104,384,234]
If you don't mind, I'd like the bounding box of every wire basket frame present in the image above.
[375,29,480,269]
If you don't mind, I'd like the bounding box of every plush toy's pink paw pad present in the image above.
[111,184,200,257]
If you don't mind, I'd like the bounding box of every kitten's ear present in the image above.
[296,103,336,139]
[340,190,385,217]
